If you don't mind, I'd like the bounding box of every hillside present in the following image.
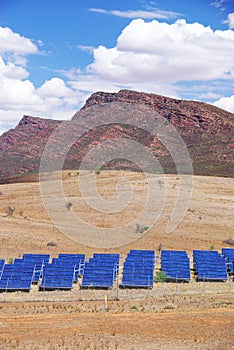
[0,89,233,182]
[0,171,233,258]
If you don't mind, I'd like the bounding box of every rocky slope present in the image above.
[0,90,233,182]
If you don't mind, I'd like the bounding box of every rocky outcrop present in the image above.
[0,90,233,182]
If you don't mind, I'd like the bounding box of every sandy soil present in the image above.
[0,171,234,349]
[0,171,233,258]
[0,294,233,350]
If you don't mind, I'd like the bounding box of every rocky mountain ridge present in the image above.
[0,90,233,182]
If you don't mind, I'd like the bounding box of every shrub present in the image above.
[6,206,15,216]
[8,257,14,264]
[66,202,73,210]
[135,224,149,234]
[154,271,167,283]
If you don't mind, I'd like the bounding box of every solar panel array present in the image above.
[222,248,234,273]
[0,248,233,293]
[21,254,50,283]
[0,260,4,274]
[40,264,75,290]
[193,250,228,281]
[81,254,120,288]
[40,254,85,290]
[52,254,85,281]
[0,263,34,291]
[161,250,190,282]
[122,250,155,288]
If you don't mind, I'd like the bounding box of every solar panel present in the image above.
[56,253,86,278]
[161,250,190,282]
[20,254,50,283]
[193,250,228,281]
[81,254,120,288]
[0,263,34,292]
[222,248,234,273]
[121,250,155,288]
[0,260,4,274]
[40,264,75,290]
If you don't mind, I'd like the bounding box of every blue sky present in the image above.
[0,0,234,134]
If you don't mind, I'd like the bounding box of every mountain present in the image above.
[0,89,233,182]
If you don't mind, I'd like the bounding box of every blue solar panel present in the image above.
[55,254,86,278]
[19,254,50,283]
[81,254,119,288]
[0,263,34,291]
[0,260,4,273]
[222,248,234,273]
[40,264,75,290]
[121,250,155,288]
[193,250,228,281]
[161,250,190,282]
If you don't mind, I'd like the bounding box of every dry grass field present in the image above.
[0,170,233,349]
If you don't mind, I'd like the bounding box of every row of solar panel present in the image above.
[121,250,155,288]
[0,249,233,291]
[161,250,190,282]
[81,254,120,288]
[193,250,228,281]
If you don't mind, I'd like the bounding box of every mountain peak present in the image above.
[0,89,233,181]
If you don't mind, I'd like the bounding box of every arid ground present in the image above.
[0,171,233,349]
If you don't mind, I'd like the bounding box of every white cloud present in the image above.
[210,0,228,11]
[0,57,29,79]
[199,92,222,100]
[88,19,234,83]
[213,95,234,112]
[69,73,180,98]
[224,13,234,29]
[0,27,86,135]
[1,20,234,137]
[0,26,38,55]
[89,8,182,20]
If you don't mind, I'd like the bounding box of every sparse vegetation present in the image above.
[6,206,15,216]
[154,271,167,283]
[8,257,14,264]
[66,201,73,210]
[135,223,149,234]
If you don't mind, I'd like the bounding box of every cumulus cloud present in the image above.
[213,95,234,113]
[0,27,87,135]
[224,13,234,29]
[1,20,234,136]
[0,26,38,55]
[89,19,234,83]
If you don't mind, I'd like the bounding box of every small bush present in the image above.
[164,303,176,310]
[135,224,149,234]
[8,257,14,264]
[154,271,167,283]
[66,202,73,210]
[6,206,15,216]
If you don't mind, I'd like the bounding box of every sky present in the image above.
[0,0,234,135]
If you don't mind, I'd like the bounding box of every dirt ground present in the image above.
[0,294,233,350]
[0,171,234,349]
